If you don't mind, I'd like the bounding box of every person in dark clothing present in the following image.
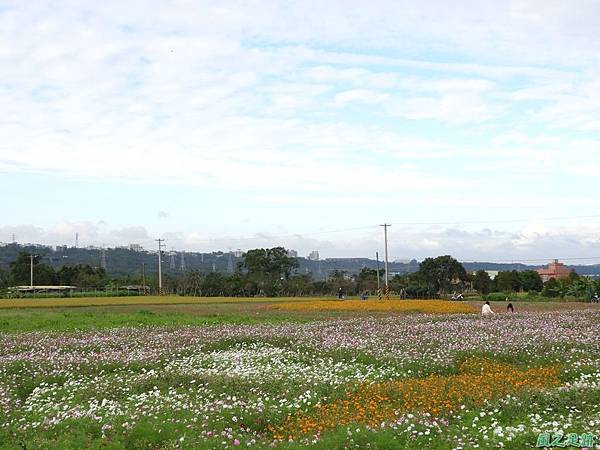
[507,303,514,313]
[338,288,343,300]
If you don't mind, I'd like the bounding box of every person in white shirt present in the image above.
[481,301,494,316]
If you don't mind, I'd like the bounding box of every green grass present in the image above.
[0,307,306,333]
[0,295,328,309]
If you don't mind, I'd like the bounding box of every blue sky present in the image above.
[2,0,600,261]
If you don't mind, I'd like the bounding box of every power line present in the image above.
[132,213,600,248]
[388,214,600,227]
[459,256,600,264]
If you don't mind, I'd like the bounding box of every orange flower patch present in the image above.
[273,299,475,314]
[270,358,559,440]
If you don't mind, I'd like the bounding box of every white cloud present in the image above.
[2,1,600,259]
[334,89,389,106]
[6,220,600,262]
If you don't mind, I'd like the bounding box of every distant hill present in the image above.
[2,243,600,279]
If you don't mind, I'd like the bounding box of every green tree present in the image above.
[418,255,467,295]
[542,278,561,297]
[57,265,106,287]
[357,267,379,294]
[242,247,298,280]
[519,270,543,292]
[495,271,522,292]
[9,252,57,285]
[0,266,10,290]
[472,270,493,294]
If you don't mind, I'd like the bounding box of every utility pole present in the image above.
[156,239,165,295]
[141,262,146,295]
[30,254,35,287]
[380,223,391,299]
[376,251,381,300]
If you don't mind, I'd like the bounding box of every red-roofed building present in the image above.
[537,259,573,282]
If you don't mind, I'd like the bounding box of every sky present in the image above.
[2,0,600,262]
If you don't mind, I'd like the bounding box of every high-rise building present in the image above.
[308,250,319,261]
[129,244,144,252]
[287,249,298,257]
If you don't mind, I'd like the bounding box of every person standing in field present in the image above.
[507,303,514,313]
[482,301,494,316]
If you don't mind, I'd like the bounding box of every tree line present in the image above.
[2,249,599,300]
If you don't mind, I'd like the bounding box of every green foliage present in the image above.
[483,292,510,302]
[472,270,493,294]
[57,264,106,287]
[495,270,522,292]
[3,249,597,301]
[418,255,467,294]
[519,270,543,291]
[542,278,562,297]
[10,252,58,285]
[242,247,298,280]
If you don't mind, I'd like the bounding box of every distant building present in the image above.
[394,258,411,264]
[308,250,320,261]
[287,249,298,258]
[55,245,68,252]
[129,244,144,252]
[537,260,573,282]
[472,270,499,280]
[234,249,243,258]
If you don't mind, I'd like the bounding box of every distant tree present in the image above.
[563,276,592,299]
[567,271,580,283]
[0,266,10,289]
[472,270,493,294]
[542,278,561,298]
[57,265,106,287]
[519,270,543,292]
[495,271,522,292]
[178,270,203,296]
[283,274,313,296]
[9,252,57,285]
[242,247,298,280]
[418,255,467,294]
[202,272,226,296]
[328,270,347,282]
[357,267,379,293]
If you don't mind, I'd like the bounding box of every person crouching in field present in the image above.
[482,301,494,316]
[507,302,514,313]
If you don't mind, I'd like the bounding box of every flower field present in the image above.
[1,306,600,449]
[273,299,476,314]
